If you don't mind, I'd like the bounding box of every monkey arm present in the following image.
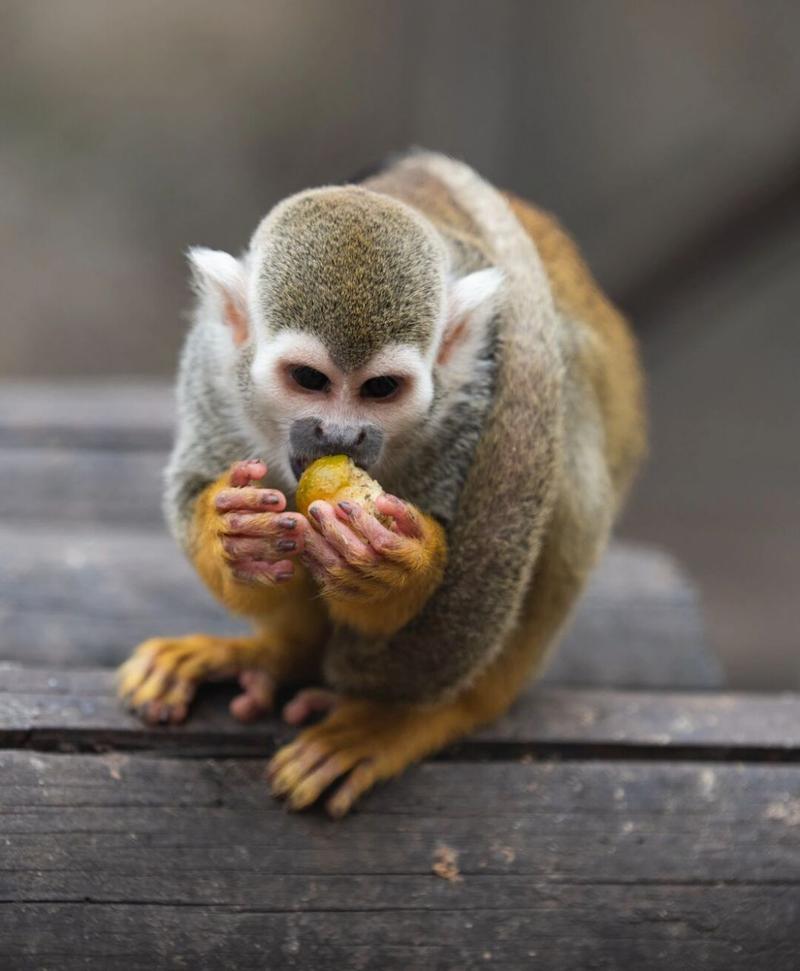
[118,459,330,725]
[300,495,448,638]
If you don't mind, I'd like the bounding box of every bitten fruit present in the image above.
[295,455,387,521]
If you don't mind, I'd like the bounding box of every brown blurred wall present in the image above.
[2,0,800,376]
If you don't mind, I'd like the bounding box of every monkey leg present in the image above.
[268,534,589,817]
[118,596,328,725]
[267,614,557,817]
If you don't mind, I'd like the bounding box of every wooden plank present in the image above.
[0,665,795,755]
[0,380,174,448]
[4,892,798,971]
[1,751,798,969]
[4,755,799,887]
[0,526,248,669]
[0,524,719,686]
[0,447,166,526]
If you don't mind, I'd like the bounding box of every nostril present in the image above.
[314,425,323,440]
[356,429,366,445]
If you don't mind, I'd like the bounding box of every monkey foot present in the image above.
[268,697,420,817]
[117,635,275,726]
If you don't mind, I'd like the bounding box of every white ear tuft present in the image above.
[437,267,504,371]
[448,267,504,319]
[187,247,245,296]
[187,247,249,346]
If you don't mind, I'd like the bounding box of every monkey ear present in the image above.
[437,267,504,370]
[187,247,249,346]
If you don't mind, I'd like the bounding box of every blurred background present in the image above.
[1,0,798,687]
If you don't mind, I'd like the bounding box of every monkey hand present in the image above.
[213,460,307,585]
[301,494,447,636]
[193,460,308,614]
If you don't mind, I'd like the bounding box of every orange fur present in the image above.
[503,193,646,495]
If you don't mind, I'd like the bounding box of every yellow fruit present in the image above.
[295,455,385,518]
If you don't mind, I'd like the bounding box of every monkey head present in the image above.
[187,186,502,485]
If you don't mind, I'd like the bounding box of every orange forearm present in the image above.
[190,475,313,618]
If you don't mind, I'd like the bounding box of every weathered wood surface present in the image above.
[2,756,799,970]
[1,665,796,757]
[0,665,799,970]
[0,380,720,684]
[0,380,174,448]
[0,521,718,686]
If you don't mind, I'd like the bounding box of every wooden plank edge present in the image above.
[1,664,798,759]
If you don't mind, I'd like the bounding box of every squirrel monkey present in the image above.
[118,151,645,817]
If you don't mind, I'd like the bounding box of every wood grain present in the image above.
[1,750,798,970]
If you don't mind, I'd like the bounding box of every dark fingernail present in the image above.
[278,516,297,529]
[338,500,354,516]
[261,493,279,505]
[308,505,322,522]
[277,538,296,552]
[275,570,293,583]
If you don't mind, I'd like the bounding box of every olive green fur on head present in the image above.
[252,186,447,370]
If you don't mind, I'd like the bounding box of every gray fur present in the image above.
[322,154,564,701]
[163,326,258,552]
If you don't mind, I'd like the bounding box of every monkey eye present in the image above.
[360,375,400,400]
[291,365,330,392]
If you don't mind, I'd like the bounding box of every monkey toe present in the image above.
[267,700,412,817]
[282,687,341,725]
[117,636,244,725]
[229,669,276,723]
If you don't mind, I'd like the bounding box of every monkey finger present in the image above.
[221,511,301,539]
[229,460,268,488]
[327,760,378,818]
[299,531,348,587]
[222,533,304,560]
[375,494,424,539]
[215,487,286,513]
[307,501,379,567]
[336,500,404,555]
[231,557,295,585]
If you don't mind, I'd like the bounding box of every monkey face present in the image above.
[246,330,435,484]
